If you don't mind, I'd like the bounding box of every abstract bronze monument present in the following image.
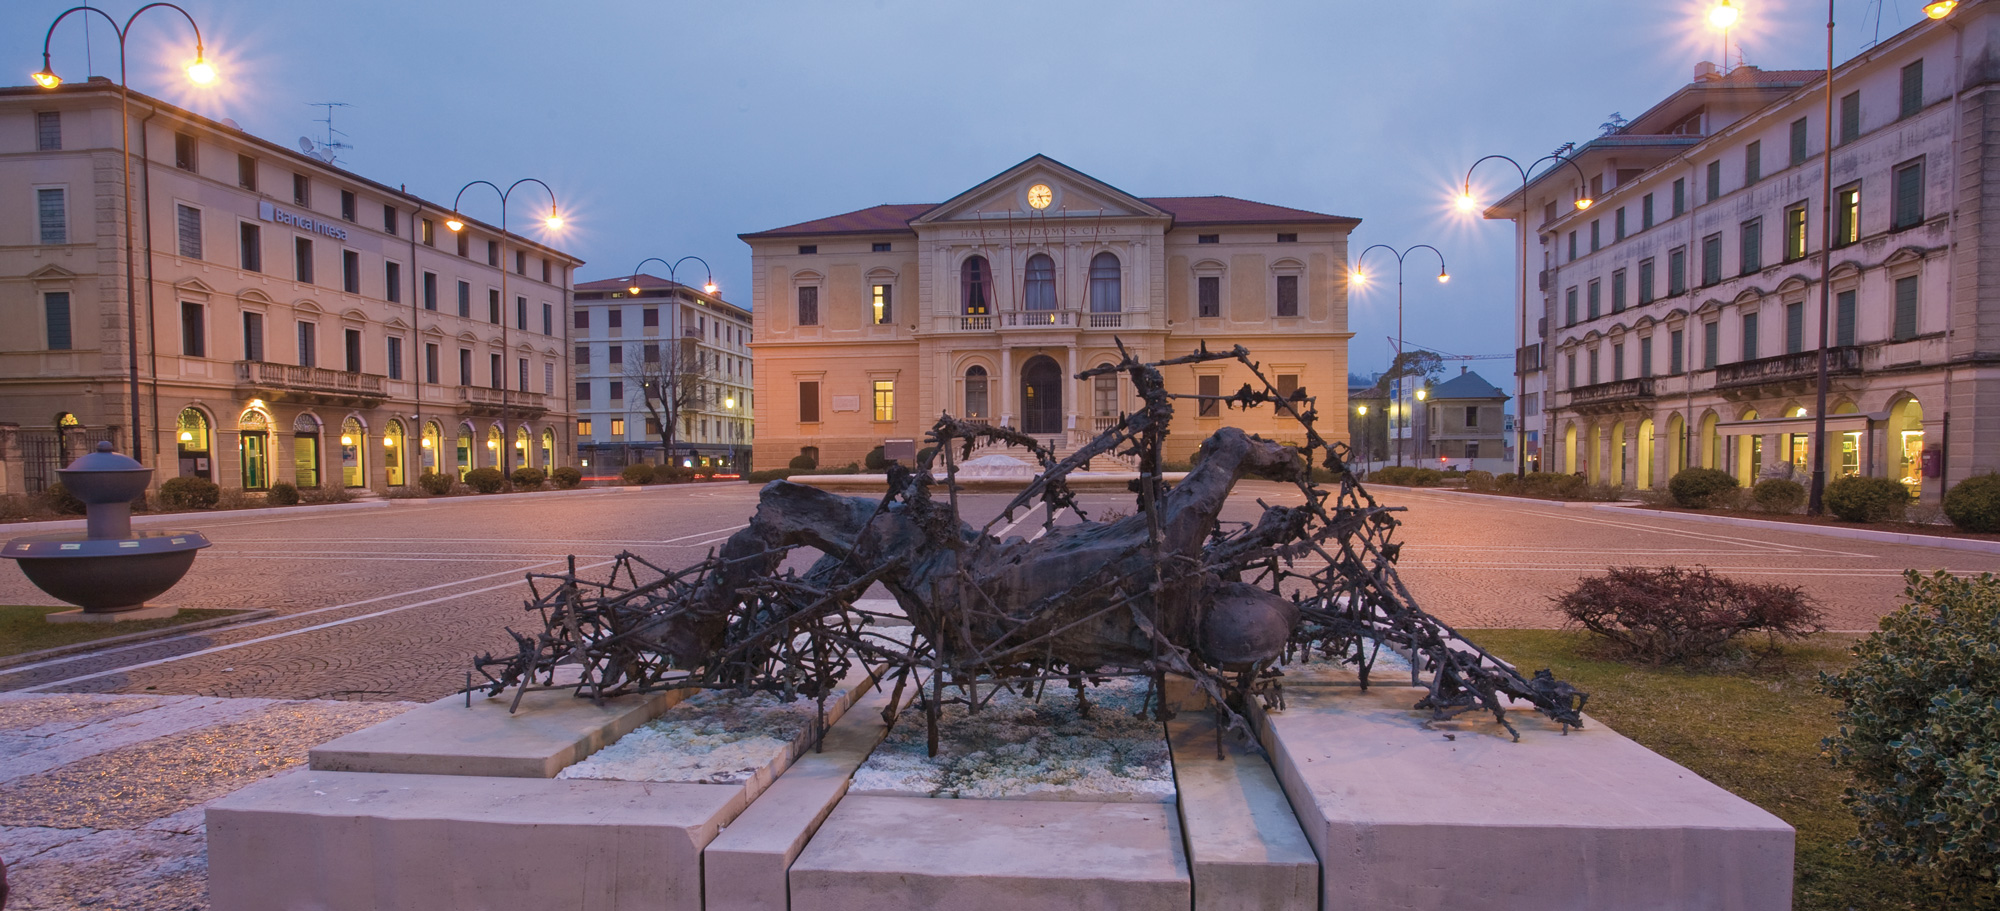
[475,344,1585,749]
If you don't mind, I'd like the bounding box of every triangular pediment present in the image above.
[912,154,1169,225]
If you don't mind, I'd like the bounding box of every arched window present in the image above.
[486,425,503,468]
[965,366,988,419]
[1088,252,1121,313]
[1024,254,1057,311]
[422,421,442,474]
[176,408,212,480]
[340,417,365,488]
[294,413,323,489]
[961,256,992,315]
[456,423,474,480]
[540,428,556,470]
[1092,362,1119,431]
[515,426,532,468]
[384,419,406,487]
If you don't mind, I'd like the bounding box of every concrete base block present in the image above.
[1167,704,1319,911]
[206,770,739,911]
[308,685,686,778]
[1257,678,1795,911]
[789,795,1190,911]
[44,604,177,623]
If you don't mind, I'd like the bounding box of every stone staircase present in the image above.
[959,435,1137,472]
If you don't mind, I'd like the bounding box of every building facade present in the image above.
[571,275,753,473]
[1492,4,2000,500]
[740,156,1357,470]
[1420,368,1511,473]
[1,81,579,494]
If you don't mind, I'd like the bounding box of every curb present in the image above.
[0,482,660,531]
[0,607,277,670]
[1385,486,1626,509]
[1591,504,2000,555]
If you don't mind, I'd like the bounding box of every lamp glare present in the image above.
[544,211,564,230]
[703,282,718,294]
[1455,193,1478,213]
[1925,0,1957,17]
[445,217,465,233]
[31,68,61,89]
[1575,197,1594,210]
[1437,270,1450,284]
[627,285,642,296]
[1708,1,1739,28]
[1349,270,1366,285]
[185,58,217,85]
[1357,405,1368,416]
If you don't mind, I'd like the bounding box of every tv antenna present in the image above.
[299,102,352,166]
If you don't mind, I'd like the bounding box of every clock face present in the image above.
[1027,184,1053,210]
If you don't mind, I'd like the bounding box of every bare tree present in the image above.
[626,337,707,465]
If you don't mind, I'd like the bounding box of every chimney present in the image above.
[1461,366,1468,375]
[1694,61,1721,82]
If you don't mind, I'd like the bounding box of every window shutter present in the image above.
[1836,290,1857,347]
[1786,302,1804,354]
[177,205,203,259]
[1894,277,1919,340]
[1894,162,1924,229]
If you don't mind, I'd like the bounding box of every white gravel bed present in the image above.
[557,687,846,784]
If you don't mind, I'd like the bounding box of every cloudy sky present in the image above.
[5,0,1945,378]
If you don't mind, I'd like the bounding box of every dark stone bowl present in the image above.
[3,531,210,613]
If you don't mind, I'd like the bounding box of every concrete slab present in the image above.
[703,679,906,911]
[1166,703,1319,911]
[789,794,1190,911]
[1255,679,1795,911]
[206,769,741,911]
[308,685,686,778]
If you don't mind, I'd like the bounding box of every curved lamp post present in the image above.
[625,257,719,467]
[1350,244,1447,467]
[33,3,217,464]
[1457,153,1594,477]
[445,179,562,477]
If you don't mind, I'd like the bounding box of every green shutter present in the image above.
[1894,161,1924,229]
[1894,277,1919,340]
[1836,290,1857,347]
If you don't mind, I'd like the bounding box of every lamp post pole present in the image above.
[1351,244,1447,467]
[1459,154,1595,477]
[1809,0,1837,515]
[626,257,718,468]
[447,179,561,479]
[34,4,214,465]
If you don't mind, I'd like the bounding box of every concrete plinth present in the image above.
[1257,679,1795,911]
[309,685,686,778]
[206,770,739,911]
[1167,707,1319,911]
[789,795,1191,911]
[44,604,177,623]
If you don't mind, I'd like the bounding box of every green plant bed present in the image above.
[1467,628,1990,910]
[0,605,253,659]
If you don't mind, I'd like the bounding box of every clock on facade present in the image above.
[1027,184,1053,209]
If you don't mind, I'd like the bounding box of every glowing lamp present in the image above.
[1455,193,1478,213]
[1708,0,1739,28]
[544,209,564,230]
[421,438,433,449]
[185,57,217,85]
[725,396,736,409]
[1574,197,1594,211]
[628,285,642,295]
[1925,0,1958,17]
[339,435,354,446]
[487,439,498,449]
[1349,270,1367,285]
[179,431,195,442]
[1357,405,1368,416]
[31,68,61,89]
[1437,269,1450,284]
[1415,389,1428,401]
[445,216,466,233]
[703,282,718,294]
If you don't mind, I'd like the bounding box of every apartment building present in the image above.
[740,155,1357,470]
[571,275,753,472]
[1488,5,2000,501]
[1,80,580,493]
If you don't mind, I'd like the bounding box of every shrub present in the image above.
[1553,565,1825,664]
[745,469,796,484]
[550,466,582,489]
[463,467,507,494]
[1821,570,2000,892]
[300,484,357,504]
[417,471,455,496]
[1370,466,1445,487]
[156,476,222,510]
[1826,475,1911,524]
[864,445,888,471]
[788,450,819,471]
[266,481,300,505]
[1943,474,2000,533]
[510,466,546,490]
[1668,467,1738,508]
[39,481,85,515]
[1464,470,1496,491]
[620,463,656,486]
[1750,478,1806,514]
[654,465,693,484]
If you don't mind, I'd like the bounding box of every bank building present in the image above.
[739,155,1357,470]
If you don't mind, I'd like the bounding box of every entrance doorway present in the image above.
[1021,355,1062,435]
[176,408,212,480]
[293,413,322,488]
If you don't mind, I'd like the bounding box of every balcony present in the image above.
[458,386,549,417]
[1714,346,1863,391]
[234,360,386,406]
[1003,310,1075,328]
[1567,377,1654,410]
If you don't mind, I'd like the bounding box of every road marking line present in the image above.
[1028,508,1069,541]
[994,504,1045,539]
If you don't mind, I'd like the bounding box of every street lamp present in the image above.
[625,256,717,298]
[1458,152,1594,476]
[1351,244,1448,467]
[34,3,216,464]
[447,178,563,477]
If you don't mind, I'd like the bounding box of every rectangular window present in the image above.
[1836,183,1861,246]
[297,321,318,367]
[1894,275,1919,340]
[1611,269,1627,312]
[486,240,499,267]
[1742,313,1759,361]
[1739,218,1762,274]
[1638,258,1656,304]
[1786,301,1805,354]
[609,380,624,401]
[45,292,72,350]
[242,312,263,361]
[610,418,625,437]
[1785,203,1808,261]
[798,286,819,326]
[575,381,590,402]
[1590,219,1601,252]
[1701,233,1723,286]
[543,303,553,336]
[181,303,205,357]
[295,237,314,283]
[1706,160,1722,201]
[36,111,61,150]
[1672,178,1687,217]
[643,307,659,328]
[176,204,203,259]
[1197,276,1220,317]
[421,218,435,246]
[488,289,501,324]
[872,284,893,324]
[542,260,551,283]
[575,345,590,366]
[342,250,360,293]
[1669,329,1685,374]
[575,310,589,330]
[457,281,471,318]
[1276,233,1297,243]
[1567,231,1577,261]
[1565,287,1578,326]
[577,418,592,437]
[340,189,356,221]
[544,362,554,395]
[519,358,528,391]
[423,272,438,310]
[608,309,623,329]
[174,132,196,171]
[387,336,403,380]
[293,173,309,206]
[608,345,623,365]
[458,348,471,385]
[1836,290,1857,346]
[1744,141,1762,184]
[516,296,527,331]
[514,250,526,275]
[1669,247,1688,295]
[456,231,469,257]
[1790,117,1809,165]
[1588,348,1600,385]
[1840,91,1861,143]
[1703,321,1720,369]
[37,188,66,245]
[1198,374,1220,416]
[1566,353,1577,389]
[383,204,398,235]
[386,261,402,303]
[491,353,503,389]
[345,328,362,373]
[1642,193,1655,229]
[1901,59,1924,119]
[1893,158,1925,230]
[642,343,658,362]
[1615,207,1627,241]
[239,223,261,271]
[873,380,895,422]
[799,381,821,423]
[1276,275,1299,316]
[1640,339,1654,378]
[1587,280,1601,319]
[1612,343,1625,381]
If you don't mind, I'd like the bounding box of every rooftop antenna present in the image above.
[301,102,353,166]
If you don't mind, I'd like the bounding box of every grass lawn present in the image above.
[0,604,251,659]
[1469,628,1993,911]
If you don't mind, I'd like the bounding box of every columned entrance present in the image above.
[1021,355,1063,435]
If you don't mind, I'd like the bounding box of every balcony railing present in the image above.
[947,310,1135,331]
[1086,312,1125,329]
[458,386,549,415]
[1567,377,1655,407]
[234,360,385,401]
[1714,346,1863,388]
[1004,309,1074,328]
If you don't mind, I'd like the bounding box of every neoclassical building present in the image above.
[740,156,1357,470]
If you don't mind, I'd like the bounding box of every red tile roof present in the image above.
[574,272,698,291]
[742,196,1356,239]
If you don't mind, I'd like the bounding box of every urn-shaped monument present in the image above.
[3,442,211,618]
